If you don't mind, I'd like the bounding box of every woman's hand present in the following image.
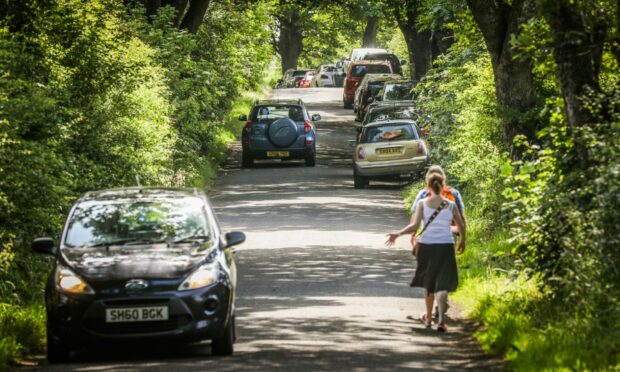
[457,240,466,253]
[385,232,399,247]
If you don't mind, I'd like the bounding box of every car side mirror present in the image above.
[311,114,321,121]
[224,231,245,248]
[32,237,55,255]
[348,139,357,148]
[238,114,247,121]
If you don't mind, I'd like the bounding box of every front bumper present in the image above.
[355,157,428,177]
[47,282,233,347]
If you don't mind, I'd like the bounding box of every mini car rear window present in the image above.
[362,123,418,143]
[252,105,304,121]
[368,107,417,122]
[383,83,414,100]
[351,64,391,78]
[293,70,307,76]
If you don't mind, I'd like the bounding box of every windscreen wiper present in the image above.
[86,238,166,248]
[171,235,210,245]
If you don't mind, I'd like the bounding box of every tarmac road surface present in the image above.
[25,88,502,371]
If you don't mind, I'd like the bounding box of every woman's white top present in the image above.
[418,199,455,244]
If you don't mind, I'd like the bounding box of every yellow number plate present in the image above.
[376,147,403,155]
[266,151,290,157]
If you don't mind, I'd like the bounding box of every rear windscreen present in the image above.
[368,107,417,123]
[351,65,391,78]
[384,84,413,100]
[251,105,304,121]
[368,82,386,96]
[293,70,307,77]
[362,123,417,143]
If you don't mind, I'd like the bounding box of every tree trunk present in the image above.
[362,17,379,47]
[179,0,210,34]
[466,0,537,145]
[431,28,453,62]
[277,13,304,73]
[539,1,605,130]
[394,2,432,81]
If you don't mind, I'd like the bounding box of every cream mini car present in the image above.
[350,119,430,188]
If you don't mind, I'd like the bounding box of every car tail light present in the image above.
[357,147,366,160]
[244,121,252,133]
[304,120,312,133]
[417,141,427,155]
[306,138,314,145]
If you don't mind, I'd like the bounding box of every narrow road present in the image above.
[28,88,501,371]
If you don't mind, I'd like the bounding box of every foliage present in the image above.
[0,304,45,369]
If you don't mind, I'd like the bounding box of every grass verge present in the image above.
[0,304,45,369]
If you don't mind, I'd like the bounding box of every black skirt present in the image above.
[410,243,458,293]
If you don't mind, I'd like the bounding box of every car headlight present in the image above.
[55,265,94,295]
[178,263,219,291]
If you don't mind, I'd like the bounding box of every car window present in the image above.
[293,70,307,77]
[351,65,391,78]
[322,66,336,72]
[384,84,413,100]
[252,105,304,121]
[368,82,385,96]
[64,198,210,248]
[362,123,417,143]
[368,107,417,122]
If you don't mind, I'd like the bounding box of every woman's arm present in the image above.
[452,205,467,253]
[386,200,424,247]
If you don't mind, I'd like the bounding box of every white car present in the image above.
[311,64,338,87]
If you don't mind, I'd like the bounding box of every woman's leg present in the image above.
[424,290,434,325]
[436,291,447,324]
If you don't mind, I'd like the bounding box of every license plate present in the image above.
[376,147,403,155]
[105,306,169,323]
[266,151,289,157]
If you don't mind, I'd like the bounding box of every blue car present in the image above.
[239,99,321,167]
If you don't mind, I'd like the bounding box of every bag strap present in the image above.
[417,200,447,237]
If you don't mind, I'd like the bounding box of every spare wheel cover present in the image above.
[268,118,298,147]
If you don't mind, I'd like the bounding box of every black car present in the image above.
[33,188,245,363]
[239,99,320,167]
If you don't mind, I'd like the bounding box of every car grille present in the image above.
[103,298,170,306]
[83,314,193,335]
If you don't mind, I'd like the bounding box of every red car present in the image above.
[343,60,393,109]
[299,70,316,88]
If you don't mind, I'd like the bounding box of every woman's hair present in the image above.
[427,173,445,195]
[425,165,446,181]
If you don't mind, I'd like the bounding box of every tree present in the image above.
[141,0,210,33]
[272,5,306,72]
[466,0,538,145]
[362,16,379,47]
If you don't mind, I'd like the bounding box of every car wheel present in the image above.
[241,152,253,168]
[305,153,316,167]
[212,315,235,356]
[47,325,70,364]
[353,171,368,189]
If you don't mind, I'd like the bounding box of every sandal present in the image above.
[436,323,447,332]
[419,313,432,328]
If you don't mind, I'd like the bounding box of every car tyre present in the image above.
[305,153,316,167]
[212,315,235,356]
[353,171,368,189]
[47,326,70,364]
[241,152,253,168]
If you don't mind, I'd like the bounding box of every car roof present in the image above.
[78,187,206,203]
[254,99,304,106]
[364,119,417,128]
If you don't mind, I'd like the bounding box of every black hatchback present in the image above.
[32,188,245,363]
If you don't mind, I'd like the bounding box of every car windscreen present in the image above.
[383,84,413,100]
[64,198,210,248]
[351,64,391,78]
[368,82,386,96]
[368,107,417,122]
[322,66,336,72]
[293,70,307,77]
[251,105,304,121]
[362,123,417,143]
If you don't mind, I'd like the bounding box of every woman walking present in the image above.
[385,170,466,332]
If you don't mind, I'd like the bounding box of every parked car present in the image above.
[343,47,388,74]
[311,64,337,87]
[377,80,414,102]
[361,52,406,76]
[350,119,429,188]
[299,70,316,88]
[239,99,321,167]
[362,101,417,126]
[343,60,393,109]
[353,74,402,121]
[277,69,313,88]
[34,187,246,363]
